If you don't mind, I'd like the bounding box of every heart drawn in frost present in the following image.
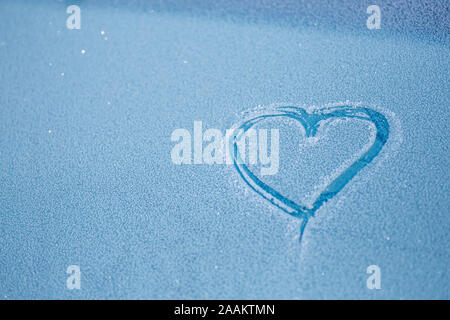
[231,105,389,242]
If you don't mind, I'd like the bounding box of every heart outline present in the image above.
[231,105,389,241]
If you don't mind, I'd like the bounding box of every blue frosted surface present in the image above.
[0,0,448,299]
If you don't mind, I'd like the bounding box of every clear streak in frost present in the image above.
[231,105,389,243]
